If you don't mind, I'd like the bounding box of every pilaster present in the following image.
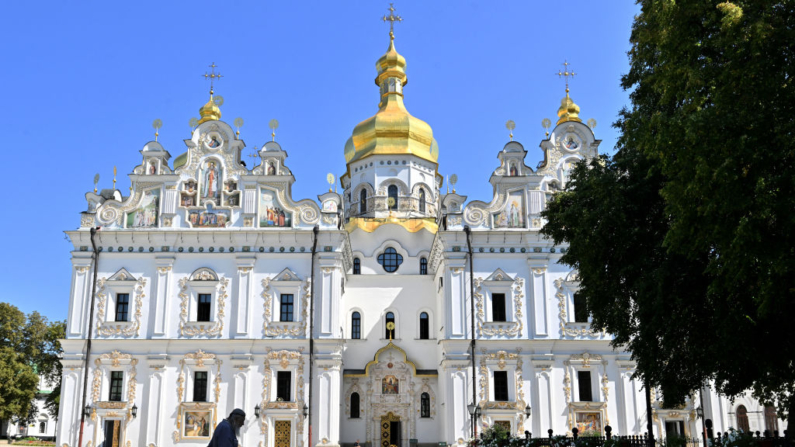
[153,257,175,337]
[68,256,93,337]
[531,356,554,436]
[445,256,468,339]
[235,257,256,336]
[527,256,550,337]
[317,257,343,339]
[314,353,343,447]
[144,356,168,447]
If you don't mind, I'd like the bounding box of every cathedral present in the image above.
[56,8,783,447]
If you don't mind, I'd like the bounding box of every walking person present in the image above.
[207,408,246,447]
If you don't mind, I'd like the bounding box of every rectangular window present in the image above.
[194,371,208,402]
[351,313,361,339]
[115,294,129,322]
[108,371,123,401]
[277,371,291,402]
[573,293,589,323]
[577,371,593,402]
[492,293,507,322]
[493,371,509,401]
[197,294,212,322]
[280,294,294,322]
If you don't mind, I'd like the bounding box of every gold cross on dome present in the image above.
[382,3,402,39]
[556,60,576,91]
[203,62,223,95]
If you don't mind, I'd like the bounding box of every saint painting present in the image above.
[183,411,212,438]
[509,163,518,176]
[189,210,229,228]
[126,189,160,228]
[207,135,221,148]
[267,162,276,176]
[575,412,602,435]
[565,136,579,150]
[382,375,399,395]
[493,190,525,229]
[201,161,221,201]
[259,189,292,228]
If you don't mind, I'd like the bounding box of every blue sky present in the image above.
[1,1,639,321]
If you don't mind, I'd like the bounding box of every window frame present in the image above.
[197,293,212,322]
[493,371,509,402]
[573,292,589,323]
[420,392,431,417]
[351,392,361,418]
[491,293,507,322]
[419,257,428,275]
[577,370,593,402]
[193,371,209,402]
[377,247,403,273]
[114,293,130,322]
[385,311,396,339]
[419,189,426,213]
[108,371,124,402]
[360,189,368,214]
[353,258,361,275]
[419,312,430,340]
[351,311,362,340]
[280,293,295,322]
[388,185,399,210]
[276,371,292,402]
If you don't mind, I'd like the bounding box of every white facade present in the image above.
[57,37,784,447]
[2,375,58,440]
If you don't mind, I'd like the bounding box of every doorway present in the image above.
[275,420,292,447]
[102,420,121,447]
[380,412,401,447]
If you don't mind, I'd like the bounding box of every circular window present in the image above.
[377,247,403,273]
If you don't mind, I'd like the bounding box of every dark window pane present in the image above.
[388,185,398,210]
[421,392,430,417]
[194,371,208,402]
[573,293,589,323]
[765,405,778,433]
[494,371,509,401]
[352,312,361,339]
[197,294,212,322]
[115,294,129,322]
[419,190,426,213]
[360,189,367,214]
[420,257,427,275]
[385,312,395,339]
[109,371,123,402]
[280,294,294,322]
[277,371,291,401]
[351,392,360,418]
[419,312,429,340]
[737,405,749,432]
[353,258,361,275]
[492,293,507,322]
[577,371,593,402]
[377,247,403,273]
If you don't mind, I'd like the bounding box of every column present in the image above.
[56,362,83,447]
[235,257,256,336]
[144,358,167,447]
[527,256,550,337]
[440,359,472,444]
[317,258,342,338]
[153,257,174,337]
[445,258,467,339]
[531,357,554,436]
[313,349,342,447]
[68,257,93,337]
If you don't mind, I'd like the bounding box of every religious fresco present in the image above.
[492,190,525,229]
[183,410,212,438]
[564,135,580,150]
[259,189,292,228]
[382,375,399,394]
[126,189,160,228]
[200,160,222,203]
[575,412,602,435]
[322,200,338,213]
[188,208,229,228]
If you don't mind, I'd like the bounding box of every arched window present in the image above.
[421,392,431,418]
[419,312,429,340]
[420,257,428,275]
[360,189,367,214]
[385,312,395,339]
[765,405,778,433]
[351,312,361,339]
[737,405,750,432]
[377,247,403,272]
[419,189,426,213]
[353,258,361,275]
[39,422,46,434]
[351,392,361,418]
[388,185,398,210]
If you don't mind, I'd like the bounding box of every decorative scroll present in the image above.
[95,277,147,337]
[178,276,228,337]
[474,274,524,337]
[261,274,310,337]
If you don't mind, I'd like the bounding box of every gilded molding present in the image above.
[556,278,601,338]
[178,276,228,337]
[261,276,310,337]
[474,275,524,337]
[95,277,146,337]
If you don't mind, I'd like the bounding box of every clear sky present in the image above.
[1,1,639,322]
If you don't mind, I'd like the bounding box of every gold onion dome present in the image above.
[198,92,222,124]
[556,88,581,125]
[345,32,438,165]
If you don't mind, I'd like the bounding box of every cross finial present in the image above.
[556,60,576,93]
[203,62,223,95]
[382,3,402,40]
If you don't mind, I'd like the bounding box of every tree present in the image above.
[0,303,65,423]
[543,0,795,433]
[0,303,40,421]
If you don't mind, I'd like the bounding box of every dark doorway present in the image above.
[103,420,121,447]
[390,421,401,447]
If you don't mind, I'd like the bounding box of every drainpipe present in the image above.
[464,226,477,438]
[78,227,100,447]
[308,225,319,447]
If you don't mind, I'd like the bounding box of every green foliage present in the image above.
[0,302,65,422]
[543,0,795,433]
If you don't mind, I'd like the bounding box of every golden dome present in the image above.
[346,33,437,166]
[198,93,221,124]
[556,88,582,125]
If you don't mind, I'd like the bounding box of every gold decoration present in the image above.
[261,276,310,337]
[556,278,602,338]
[184,350,217,368]
[345,217,437,234]
[555,61,582,125]
[473,276,524,337]
[157,267,172,273]
[198,63,223,125]
[178,276,228,337]
[268,350,303,370]
[95,277,146,337]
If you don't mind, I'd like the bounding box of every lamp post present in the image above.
[467,403,481,439]
[131,404,138,419]
[254,404,261,418]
